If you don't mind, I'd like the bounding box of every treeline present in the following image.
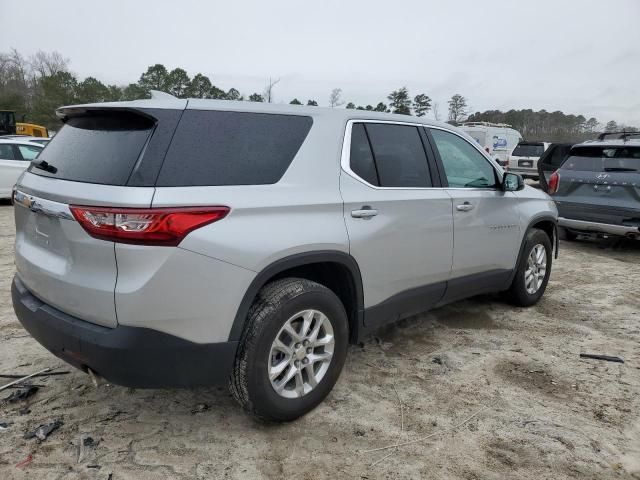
[0,48,635,141]
[467,110,637,142]
[0,49,438,130]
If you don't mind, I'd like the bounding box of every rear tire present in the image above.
[506,229,552,307]
[230,278,348,421]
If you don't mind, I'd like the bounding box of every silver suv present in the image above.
[11,98,557,420]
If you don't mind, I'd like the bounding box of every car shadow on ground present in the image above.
[566,235,640,254]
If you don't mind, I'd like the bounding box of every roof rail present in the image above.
[596,131,640,142]
[149,90,177,100]
[460,121,513,128]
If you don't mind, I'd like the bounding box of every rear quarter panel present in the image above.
[151,114,350,272]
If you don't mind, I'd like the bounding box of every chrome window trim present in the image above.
[340,119,504,191]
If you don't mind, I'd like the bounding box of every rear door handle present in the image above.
[456,202,475,212]
[351,207,378,219]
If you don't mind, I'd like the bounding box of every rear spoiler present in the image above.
[56,106,157,123]
[596,131,640,142]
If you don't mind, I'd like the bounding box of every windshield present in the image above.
[512,143,544,157]
[562,146,640,172]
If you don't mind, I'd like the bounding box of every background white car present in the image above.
[0,139,44,199]
[507,141,551,180]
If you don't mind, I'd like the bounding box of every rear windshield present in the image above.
[156,110,312,187]
[562,146,640,172]
[29,112,154,185]
[512,143,544,157]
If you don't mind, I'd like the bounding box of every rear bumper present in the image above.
[558,217,640,237]
[11,276,238,388]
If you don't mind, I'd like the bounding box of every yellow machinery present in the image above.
[16,122,49,138]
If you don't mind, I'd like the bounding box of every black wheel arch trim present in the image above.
[228,250,365,343]
[507,215,558,286]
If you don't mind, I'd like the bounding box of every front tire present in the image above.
[506,229,553,307]
[230,278,348,421]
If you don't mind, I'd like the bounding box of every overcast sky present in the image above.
[2,0,639,125]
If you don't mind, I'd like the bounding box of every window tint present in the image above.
[512,143,545,157]
[349,123,379,186]
[364,124,431,188]
[17,145,42,161]
[562,146,640,172]
[549,145,570,167]
[430,129,497,188]
[157,110,312,186]
[0,144,16,160]
[31,112,154,185]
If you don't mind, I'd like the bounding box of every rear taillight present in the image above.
[69,206,230,246]
[548,171,560,195]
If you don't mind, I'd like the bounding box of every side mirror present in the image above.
[502,172,524,191]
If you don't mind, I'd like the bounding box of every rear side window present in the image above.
[563,146,640,172]
[156,110,312,186]
[30,112,154,185]
[363,123,431,188]
[548,145,571,168]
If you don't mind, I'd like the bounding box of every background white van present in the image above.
[461,122,523,166]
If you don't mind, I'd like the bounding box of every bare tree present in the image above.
[29,50,69,79]
[448,94,468,123]
[329,88,344,108]
[432,102,441,121]
[263,77,280,103]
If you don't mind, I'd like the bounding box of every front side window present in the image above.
[430,129,497,188]
[17,145,42,161]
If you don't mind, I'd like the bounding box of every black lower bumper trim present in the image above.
[11,276,238,388]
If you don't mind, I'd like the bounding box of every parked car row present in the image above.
[0,138,45,199]
[547,133,640,241]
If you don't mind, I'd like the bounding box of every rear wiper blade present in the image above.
[31,159,57,174]
[603,167,637,172]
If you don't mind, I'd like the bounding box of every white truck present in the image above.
[460,122,523,166]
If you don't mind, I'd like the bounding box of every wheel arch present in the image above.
[506,215,558,287]
[228,251,364,344]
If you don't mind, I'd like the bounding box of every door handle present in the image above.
[351,207,378,219]
[456,202,475,212]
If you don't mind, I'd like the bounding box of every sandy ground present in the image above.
[0,200,639,480]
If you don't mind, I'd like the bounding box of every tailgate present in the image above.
[14,174,155,327]
[11,106,175,328]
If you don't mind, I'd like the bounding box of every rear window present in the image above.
[156,110,312,187]
[562,146,640,172]
[512,143,544,157]
[30,112,154,185]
